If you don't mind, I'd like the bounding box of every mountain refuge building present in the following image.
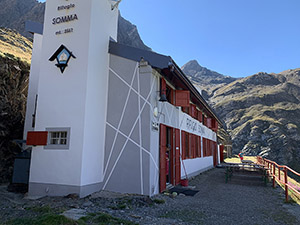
[24,0,223,197]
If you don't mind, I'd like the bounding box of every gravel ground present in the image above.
[1,167,300,224]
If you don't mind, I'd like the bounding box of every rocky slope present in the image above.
[183,60,300,173]
[0,28,31,182]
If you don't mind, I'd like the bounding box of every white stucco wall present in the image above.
[28,0,119,194]
[181,156,213,178]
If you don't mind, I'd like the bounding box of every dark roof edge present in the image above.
[109,41,171,69]
[25,21,43,35]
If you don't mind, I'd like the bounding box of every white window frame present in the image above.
[44,127,71,150]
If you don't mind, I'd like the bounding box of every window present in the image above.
[44,128,70,149]
[203,116,207,127]
[190,104,197,119]
[50,131,67,145]
[198,110,202,123]
[182,106,189,114]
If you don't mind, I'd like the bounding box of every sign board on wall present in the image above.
[52,1,78,36]
[179,113,216,141]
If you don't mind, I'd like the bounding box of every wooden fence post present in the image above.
[284,167,289,202]
[272,163,276,188]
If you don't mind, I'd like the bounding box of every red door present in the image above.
[159,124,167,192]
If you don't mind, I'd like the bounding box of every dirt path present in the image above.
[1,168,300,224]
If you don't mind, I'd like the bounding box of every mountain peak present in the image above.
[182,60,202,71]
[182,60,208,74]
[182,60,236,86]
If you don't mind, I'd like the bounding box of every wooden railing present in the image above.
[257,156,300,202]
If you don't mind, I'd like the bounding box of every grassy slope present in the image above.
[0,28,32,63]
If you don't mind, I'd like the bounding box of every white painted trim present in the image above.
[137,66,144,194]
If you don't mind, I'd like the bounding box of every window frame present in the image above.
[44,127,71,150]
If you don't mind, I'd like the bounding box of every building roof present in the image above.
[109,41,225,128]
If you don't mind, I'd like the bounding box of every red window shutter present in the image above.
[159,124,167,193]
[203,117,207,126]
[181,131,186,160]
[175,90,190,107]
[198,111,202,122]
[26,131,48,146]
[175,129,181,185]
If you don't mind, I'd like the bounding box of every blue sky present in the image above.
[39,0,300,78]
